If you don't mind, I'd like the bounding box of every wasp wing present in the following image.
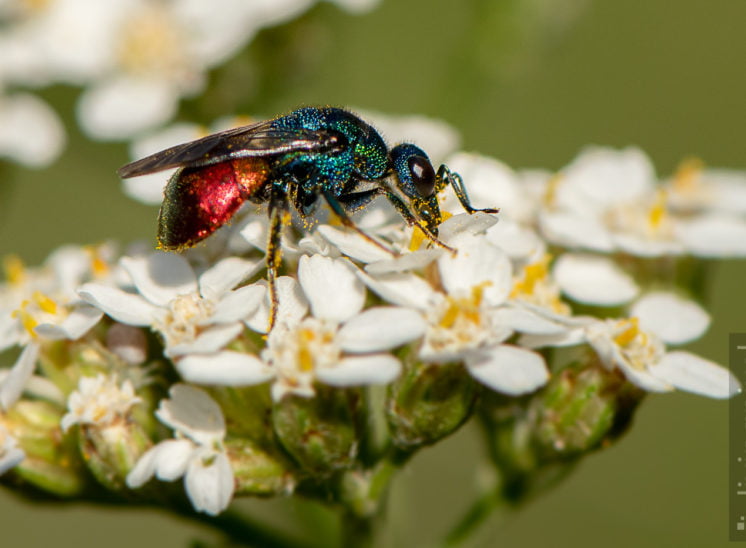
[118,120,343,178]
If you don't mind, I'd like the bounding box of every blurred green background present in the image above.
[1,0,744,546]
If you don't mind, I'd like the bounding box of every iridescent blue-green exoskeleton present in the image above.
[118,107,498,329]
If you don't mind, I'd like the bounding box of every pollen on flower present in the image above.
[608,317,662,372]
[3,255,26,286]
[541,174,563,209]
[33,291,58,315]
[12,302,38,338]
[672,157,705,193]
[85,245,110,279]
[427,283,492,353]
[606,190,675,241]
[61,374,141,432]
[153,294,215,348]
[264,318,341,399]
[511,255,570,315]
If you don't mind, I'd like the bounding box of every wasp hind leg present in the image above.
[266,186,291,332]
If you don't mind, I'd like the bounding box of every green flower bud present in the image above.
[530,365,643,460]
[5,400,88,497]
[74,420,151,492]
[228,439,297,496]
[386,360,478,450]
[272,387,360,475]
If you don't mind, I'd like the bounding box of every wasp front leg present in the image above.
[436,165,500,215]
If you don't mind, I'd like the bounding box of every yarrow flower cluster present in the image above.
[0,111,742,528]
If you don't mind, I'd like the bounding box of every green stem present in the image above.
[442,490,504,547]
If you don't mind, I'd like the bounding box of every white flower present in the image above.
[80,252,263,357]
[0,91,65,168]
[664,158,746,216]
[177,255,424,400]
[126,384,233,516]
[61,374,141,432]
[360,233,550,395]
[586,317,738,398]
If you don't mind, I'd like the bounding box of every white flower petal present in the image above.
[78,76,180,140]
[210,284,264,324]
[298,255,365,322]
[677,215,746,257]
[0,93,65,168]
[539,211,615,252]
[493,306,569,335]
[185,450,234,516]
[198,257,262,301]
[356,270,436,309]
[246,277,308,334]
[316,224,392,263]
[126,439,193,487]
[34,304,103,340]
[122,253,198,306]
[317,354,401,386]
[554,254,639,306]
[466,345,549,395]
[338,307,426,353]
[176,351,273,386]
[151,440,196,481]
[364,249,442,275]
[78,283,157,326]
[0,442,24,475]
[438,211,499,242]
[0,343,39,410]
[166,323,243,357]
[437,234,512,306]
[631,292,710,345]
[157,384,225,443]
[122,171,172,206]
[652,351,740,399]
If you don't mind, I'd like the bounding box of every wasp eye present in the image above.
[408,155,436,197]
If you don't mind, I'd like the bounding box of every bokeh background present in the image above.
[1,0,744,546]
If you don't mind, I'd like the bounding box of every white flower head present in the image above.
[586,317,739,398]
[79,252,263,358]
[177,255,423,397]
[126,384,233,516]
[61,374,141,432]
[360,233,549,395]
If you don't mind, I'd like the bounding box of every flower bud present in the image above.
[386,360,478,450]
[5,400,89,496]
[272,387,360,475]
[228,439,297,496]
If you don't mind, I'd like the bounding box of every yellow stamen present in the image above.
[297,329,316,372]
[614,317,640,347]
[3,255,26,286]
[672,157,704,192]
[511,254,551,298]
[86,245,109,278]
[12,302,38,338]
[542,174,563,208]
[33,291,58,315]
[647,189,668,230]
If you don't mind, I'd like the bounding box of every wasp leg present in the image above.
[266,186,290,331]
[437,165,500,215]
[382,190,456,254]
[321,189,397,256]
